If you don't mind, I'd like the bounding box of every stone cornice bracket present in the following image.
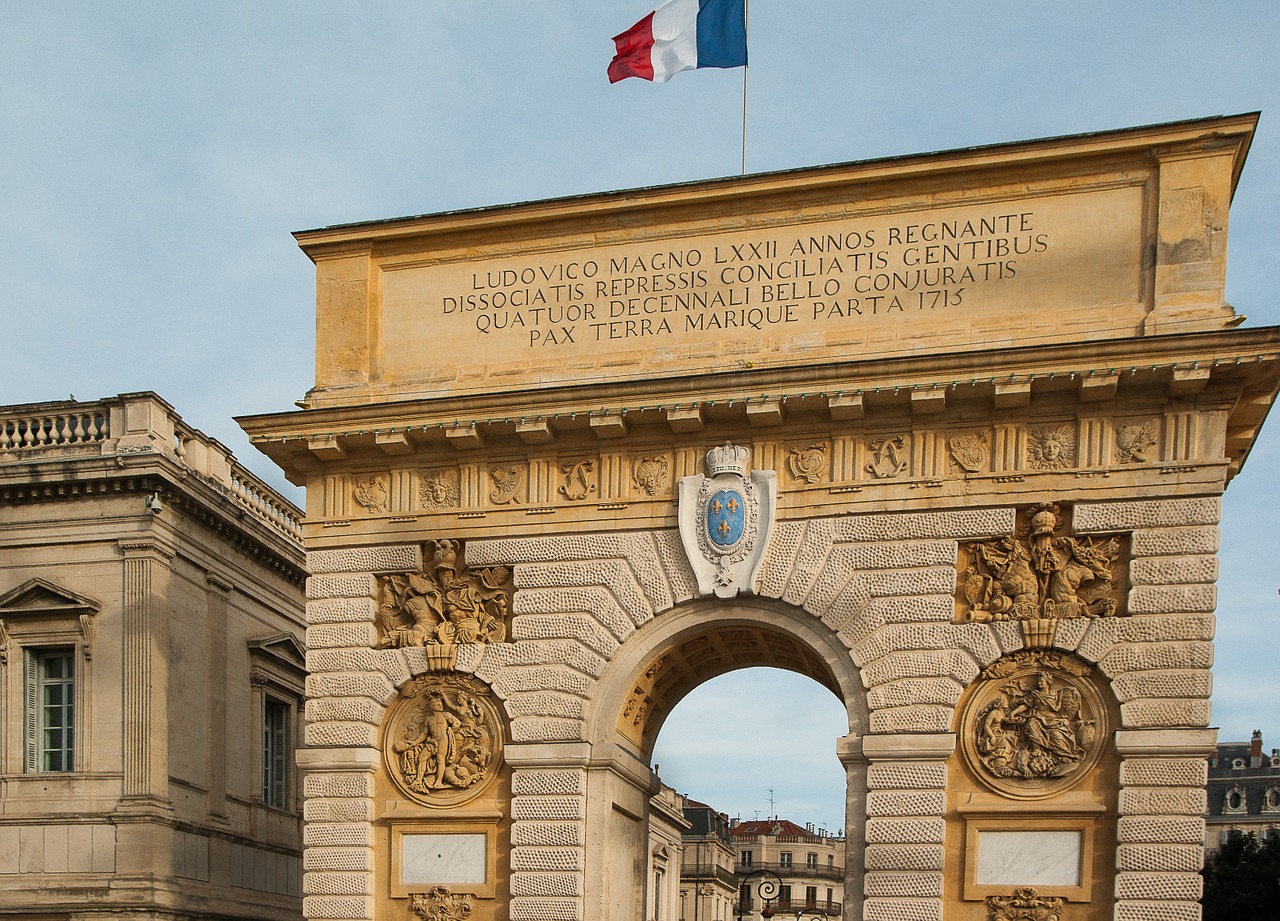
[117,537,177,562]
[308,433,346,460]
[445,423,484,450]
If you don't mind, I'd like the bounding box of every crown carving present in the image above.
[706,443,750,478]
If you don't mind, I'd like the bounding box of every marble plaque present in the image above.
[975,830,1081,887]
[400,833,487,886]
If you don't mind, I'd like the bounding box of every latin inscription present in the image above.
[439,211,1048,349]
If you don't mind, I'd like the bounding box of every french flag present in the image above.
[608,0,747,84]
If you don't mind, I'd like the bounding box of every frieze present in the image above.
[1115,421,1158,463]
[1027,426,1075,470]
[384,673,502,808]
[948,431,989,474]
[488,465,524,505]
[632,455,670,496]
[420,468,461,510]
[962,653,1104,799]
[558,459,597,501]
[866,435,908,478]
[985,888,1064,921]
[376,540,511,648]
[958,502,1126,623]
[786,443,828,484]
[352,475,389,514]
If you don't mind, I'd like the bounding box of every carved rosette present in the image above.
[957,502,1125,623]
[985,887,1064,921]
[376,540,512,649]
[384,674,502,807]
[409,887,475,921]
[961,652,1104,800]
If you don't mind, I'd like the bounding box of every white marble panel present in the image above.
[401,833,487,885]
[975,830,1081,886]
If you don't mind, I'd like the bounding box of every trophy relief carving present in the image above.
[376,540,511,648]
[409,888,474,921]
[963,652,1103,798]
[985,888,1064,921]
[385,674,502,807]
[958,502,1124,623]
[1115,421,1158,464]
[419,468,460,510]
[866,436,908,478]
[352,475,389,513]
[786,443,827,484]
[488,464,524,505]
[633,455,670,496]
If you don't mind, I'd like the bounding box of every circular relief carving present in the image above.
[960,653,1105,799]
[383,674,503,807]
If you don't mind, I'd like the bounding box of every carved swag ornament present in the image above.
[385,674,502,807]
[962,652,1104,799]
[958,502,1125,623]
[377,540,511,648]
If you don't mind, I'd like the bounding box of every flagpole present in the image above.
[741,0,749,175]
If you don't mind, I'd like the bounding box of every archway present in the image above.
[580,597,869,921]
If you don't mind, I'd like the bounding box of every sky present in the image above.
[3,2,1278,835]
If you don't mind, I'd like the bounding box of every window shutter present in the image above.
[24,649,38,772]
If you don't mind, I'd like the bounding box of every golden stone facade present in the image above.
[242,114,1280,921]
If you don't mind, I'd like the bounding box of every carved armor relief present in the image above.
[383,673,503,808]
[376,540,512,649]
[960,651,1105,800]
[956,502,1128,626]
[985,887,1065,921]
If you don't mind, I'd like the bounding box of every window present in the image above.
[1265,786,1280,812]
[777,885,791,909]
[826,887,834,908]
[740,849,752,867]
[807,852,818,869]
[1225,786,1246,813]
[827,854,834,869]
[26,647,75,772]
[779,851,792,868]
[805,886,817,907]
[263,697,290,808]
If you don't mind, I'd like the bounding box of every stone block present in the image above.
[869,705,954,734]
[512,770,587,797]
[512,796,586,822]
[307,597,377,625]
[1117,816,1205,845]
[779,518,840,606]
[492,665,594,699]
[1129,555,1218,585]
[1114,901,1201,921]
[305,697,385,726]
[866,790,947,817]
[511,717,586,743]
[867,677,965,711]
[307,573,377,600]
[1130,526,1219,558]
[864,871,944,898]
[308,623,378,650]
[861,649,980,688]
[836,508,1013,543]
[1098,642,1214,677]
[862,896,943,921]
[515,561,654,627]
[307,544,421,575]
[864,844,947,871]
[511,822,584,848]
[304,848,375,872]
[1114,614,1215,645]
[303,824,375,849]
[511,871,583,898]
[515,587,638,644]
[1073,497,1220,532]
[1119,758,1207,787]
[509,897,583,921]
[304,797,375,824]
[1119,786,1208,816]
[867,763,948,790]
[305,672,396,703]
[304,773,376,799]
[852,622,1000,670]
[301,895,375,920]
[865,818,946,844]
[1128,584,1217,615]
[1120,698,1211,728]
[755,519,807,599]
[1116,844,1204,873]
[1111,669,1212,703]
[511,613,620,660]
[1114,871,1203,901]
[505,691,588,721]
[305,721,380,748]
[510,847,584,872]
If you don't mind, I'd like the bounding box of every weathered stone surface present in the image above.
[1120,698,1212,728]
[303,824,375,848]
[304,847,375,872]
[1128,584,1217,615]
[307,544,421,575]
[1114,872,1203,901]
[305,721,380,748]
[307,573,377,599]
[862,897,943,921]
[1111,669,1212,702]
[869,705,954,734]
[863,844,946,871]
[510,847,584,872]
[1120,786,1208,816]
[865,818,946,844]
[1120,758,1207,787]
[512,770,587,797]
[863,871,944,898]
[304,773,376,799]
[866,790,948,817]
[1129,555,1218,585]
[867,763,948,790]
[511,822,584,848]
[304,797,375,824]
[862,649,980,687]
[512,796,586,822]
[867,677,965,710]
[304,697,384,726]
[511,871,583,898]
[1117,816,1205,844]
[1098,642,1214,677]
[301,895,375,920]
[508,896,582,921]
[305,672,396,704]
[1114,901,1202,921]
[307,597,377,625]
[1074,497,1220,532]
[1130,526,1219,558]
[307,622,377,650]
[1116,844,1204,873]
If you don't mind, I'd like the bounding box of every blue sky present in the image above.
[4,2,1278,834]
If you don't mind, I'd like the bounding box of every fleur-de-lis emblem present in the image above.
[726,497,740,514]
[717,519,732,537]
[712,498,723,514]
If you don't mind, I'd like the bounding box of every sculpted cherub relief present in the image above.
[959,502,1123,622]
[986,888,1064,921]
[376,540,511,648]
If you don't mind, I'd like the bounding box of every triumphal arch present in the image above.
[242,114,1280,921]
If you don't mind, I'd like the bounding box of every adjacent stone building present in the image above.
[730,818,844,917]
[679,800,737,921]
[0,393,306,920]
[1205,730,1280,854]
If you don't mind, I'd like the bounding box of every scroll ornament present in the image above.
[985,888,1064,921]
[959,502,1122,623]
[409,887,475,921]
[377,540,511,648]
[386,674,502,806]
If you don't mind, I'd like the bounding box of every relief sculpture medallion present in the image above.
[961,652,1104,799]
[384,674,503,807]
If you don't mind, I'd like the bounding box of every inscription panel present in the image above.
[379,185,1145,395]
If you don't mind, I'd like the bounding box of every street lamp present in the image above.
[736,868,782,920]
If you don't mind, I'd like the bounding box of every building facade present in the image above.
[1205,730,1280,854]
[730,819,844,918]
[0,393,306,920]
[242,114,1280,921]
[679,801,737,921]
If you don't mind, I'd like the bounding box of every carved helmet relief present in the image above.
[383,673,503,807]
[376,540,512,649]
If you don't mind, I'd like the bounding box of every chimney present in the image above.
[1251,730,1264,767]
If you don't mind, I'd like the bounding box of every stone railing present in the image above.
[2,393,302,542]
[0,407,110,450]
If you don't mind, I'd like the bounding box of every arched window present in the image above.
[1225,786,1246,813]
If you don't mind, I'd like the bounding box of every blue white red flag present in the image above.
[608,0,747,84]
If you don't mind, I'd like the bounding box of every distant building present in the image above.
[730,818,845,918]
[0,393,306,920]
[679,800,737,921]
[1205,730,1280,854]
